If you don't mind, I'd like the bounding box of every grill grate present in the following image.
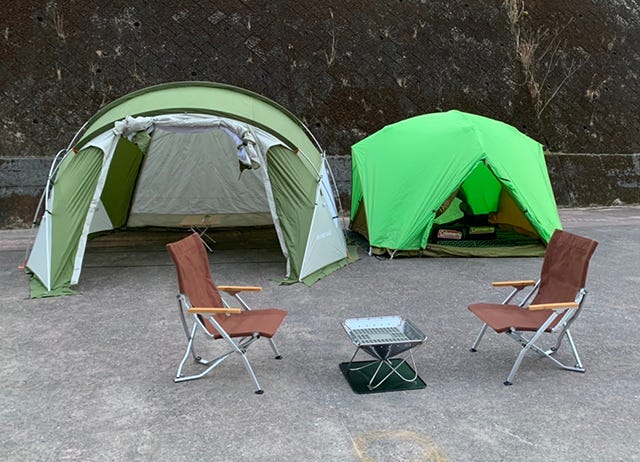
[349,326,411,345]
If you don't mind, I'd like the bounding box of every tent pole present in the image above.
[21,148,68,270]
[322,153,345,230]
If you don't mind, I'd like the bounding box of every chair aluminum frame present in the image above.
[174,292,282,394]
[470,280,589,385]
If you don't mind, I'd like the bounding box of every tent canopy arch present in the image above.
[26,82,349,298]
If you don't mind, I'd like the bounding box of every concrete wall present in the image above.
[2,0,639,227]
[0,158,50,228]
[546,153,640,206]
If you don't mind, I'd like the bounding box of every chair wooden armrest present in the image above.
[217,285,262,295]
[187,307,243,314]
[492,280,536,288]
[527,302,579,311]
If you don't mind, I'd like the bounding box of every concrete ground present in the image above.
[1,207,639,461]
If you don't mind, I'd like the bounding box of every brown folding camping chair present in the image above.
[166,233,287,394]
[468,229,598,385]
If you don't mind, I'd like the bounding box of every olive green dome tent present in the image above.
[26,82,349,297]
[350,110,561,257]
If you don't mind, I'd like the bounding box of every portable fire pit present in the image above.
[340,316,427,393]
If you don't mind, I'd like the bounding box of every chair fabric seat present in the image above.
[204,308,287,339]
[468,303,558,333]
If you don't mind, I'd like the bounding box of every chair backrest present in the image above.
[166,233,223,308]
[532,229,598,305]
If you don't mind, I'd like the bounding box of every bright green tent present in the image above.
[350,110,561,256]
[26,82,349,297]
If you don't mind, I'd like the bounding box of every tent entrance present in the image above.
[357,163,546,258]
[426,164,545,256]
[125,127,273,229]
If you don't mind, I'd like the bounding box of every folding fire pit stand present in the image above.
[340,316,427,394]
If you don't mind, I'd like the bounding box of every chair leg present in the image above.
[177,299,205,362]
[174,319,276,394]
[542,329,585,372]
[238,351,264,394]
[176,324,198,379]
[269,338,283,359]
[565,330,584,369]
[510,330,586,374]
[470,323,488,352]
[223,335,267,394]
[504,328,547,385]
[504,313,559,385]
[174,353,233,383]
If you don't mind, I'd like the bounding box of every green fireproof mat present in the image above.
[339,359,426,394]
